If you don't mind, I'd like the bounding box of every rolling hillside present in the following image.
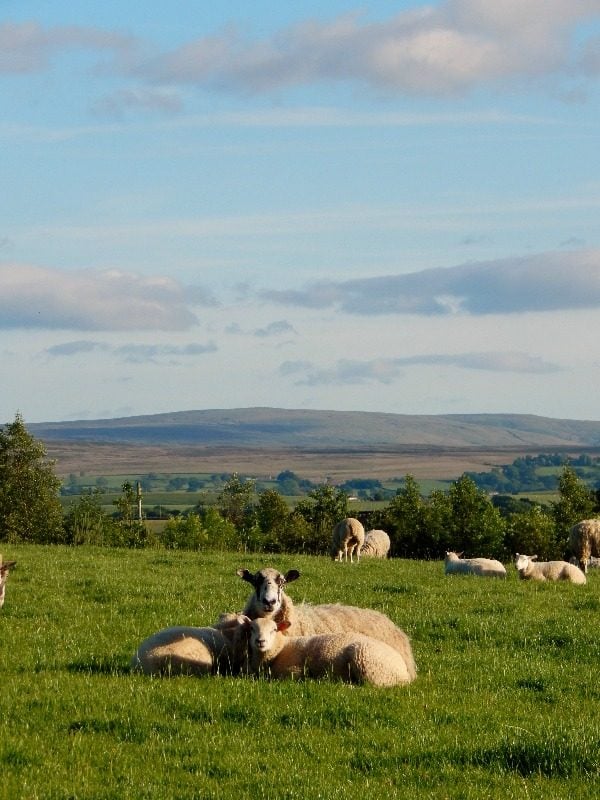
[29,407,600,450]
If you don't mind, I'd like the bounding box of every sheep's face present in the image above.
[514,554,535,571]
[249,618,279,654]
[237,567,300,616]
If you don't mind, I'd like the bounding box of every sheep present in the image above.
[244,616,414,687]
[444,551,506,578]
[131,615,250,677]
[331,517,365,562]
[0,556,17,609]
[235,567,416,681]
[360,529,391,559]
[569,519,600,574]
[514,553,586,585]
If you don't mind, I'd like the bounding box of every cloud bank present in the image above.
[279,351,561,386]
[0,264,215,331]
[264,249,600,316]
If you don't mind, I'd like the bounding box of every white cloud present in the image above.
[280,350,561,386]
[264,249,600,316]
[254,320,297,338]
[0,263,215,331]
[44,339,217,363]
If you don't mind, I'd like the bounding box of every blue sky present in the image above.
[2,0,600,423]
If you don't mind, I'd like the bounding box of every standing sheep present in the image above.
[361,529,391,559]
[235,567,416,681]
[569,519,600,574]
[444,551,507,578]
[131,616,249,676]
[514,553,586,585]
[245,616,414,687]
[0,556,17,609]
[331,517,365,562]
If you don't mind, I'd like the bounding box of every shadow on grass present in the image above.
[67,659,131,676]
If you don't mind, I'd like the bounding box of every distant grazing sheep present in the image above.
[361,529,391,559]
[244,616,414,687]
[569,519,600,574]
[0,557,17,609]
[444,551,506,578]
[235,567,416,681]
[331,517,365,562]
[514,553,586,585]
[131,616,249,676]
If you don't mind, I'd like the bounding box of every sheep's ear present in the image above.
[236,568,254,584]
[531,555,538,561]
[239,615,253,628]
[277,620,292,633]
[284,569,300,584]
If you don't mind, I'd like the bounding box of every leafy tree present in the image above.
[0,413,64,543]
[64,489,117,546]
[552,466,595,554]
[294,485,348,554]
[162,512,208,551]
[504,505,557,560]
[217,473,256,530]
[385,475,430,557]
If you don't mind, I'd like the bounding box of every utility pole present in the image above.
[136,481,143,520]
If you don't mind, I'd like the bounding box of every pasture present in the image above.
[1,547,599,799]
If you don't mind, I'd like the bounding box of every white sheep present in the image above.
[361,529,391,559]
[0,556,17,609]
[569,519,600,574]
[235,567,417,681]
[514,553,586,585]
[444,551,506,578]
[131,616,249,676]
[244,616,414,687]
[331,517,365,562]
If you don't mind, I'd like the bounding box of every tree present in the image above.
[504,505,557,561]
[294,485,348,554]
[217,473,256,529]
[0,413,64,543]
[385,475,429,557]
[162,512,208,551]
[64,489,117,546]
[552,466,595,554]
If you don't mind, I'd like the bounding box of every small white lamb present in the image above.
[331,517,365,562]
[131,616,249,676]
[514,553,586,585]
[245,616,414,687]
[235,567,417,681]
[0,557,17,609]
[361,529,391,559]
[444,551,506,578]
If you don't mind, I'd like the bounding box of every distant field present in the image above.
[2,546,599,799]
[46,440,545,483]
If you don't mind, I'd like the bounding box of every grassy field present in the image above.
[1,547,599,799]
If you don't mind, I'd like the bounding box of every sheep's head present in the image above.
[246,616,291,655]
[237,567,300,616]
[514,553,537,571]
[0,560,16,609]
[444,551,462,562]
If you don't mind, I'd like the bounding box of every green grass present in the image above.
[1,547,599,799]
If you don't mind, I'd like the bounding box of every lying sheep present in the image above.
[131,616,249,676]
[514,553,586,585]
[361,529,391,559]
[235,567,416,681]
[569,519,600,574]
[331,517,365,562]
[244,616,414,687]
[444,551,506,578]
[0,557,17,609]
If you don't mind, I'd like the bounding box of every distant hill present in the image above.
[29,407,600,451]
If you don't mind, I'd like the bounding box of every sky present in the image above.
[2,0,600,424]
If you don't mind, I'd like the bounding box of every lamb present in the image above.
[131,616,250,677]
[444,551,506,578]
[331,517,365,562]
[514,553,586,585]
[0,556,17,609]
[244,616,414,687]
[361,529,391,559]
[235,567,416,681]
[569,519,600,574]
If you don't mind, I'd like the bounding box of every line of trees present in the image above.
[1,414,599,560]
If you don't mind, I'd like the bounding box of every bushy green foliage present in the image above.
[1,546,599,799]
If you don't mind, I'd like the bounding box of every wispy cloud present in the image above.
[279,351,561,386]
[265,249,600,316]
[254,320,297,338]
[133,0,599,96]
[0,263,216,331]
[45,339,217,364]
